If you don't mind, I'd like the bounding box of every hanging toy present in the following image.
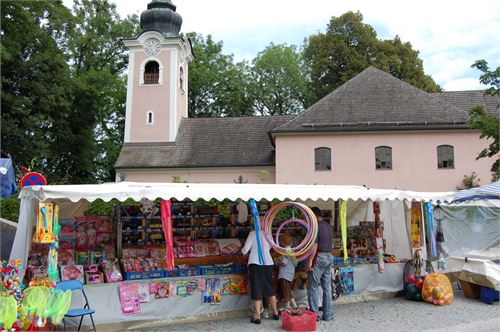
[47,204,60,284]
[373,202,385,273]
[262,201,318,262]
[0,295,18,330]
[21,286,50,328]
[248,199,265,265]
[43,288,72,325]
[33,203,55,243]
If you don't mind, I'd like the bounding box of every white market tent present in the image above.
[10,181,454,265]
[452,181,500,202]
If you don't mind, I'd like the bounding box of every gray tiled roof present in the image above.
[272,66,498,133]
[115,115,294,169]
[432,90,499,117]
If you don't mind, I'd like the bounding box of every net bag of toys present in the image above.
[422,273,454,306]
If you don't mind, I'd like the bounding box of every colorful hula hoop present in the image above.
[263,202,318,261]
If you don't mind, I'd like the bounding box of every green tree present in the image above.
[1,0,138,184]
[61,0,139,183]
[303,11,441,104]
[468,60,500,181]
[1,0,74,181]
[249,43,308,115]
[184,32,253,117]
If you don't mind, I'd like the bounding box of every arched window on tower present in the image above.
[144,61,159,84]
[179,66,185,91]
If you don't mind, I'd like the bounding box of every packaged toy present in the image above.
[75,251,88,265]
[155,282,170,299]
[85,272,103,284]
[58,249,75,265]
[137,283,150,302]
[221,277,231,295]
[119,283,140,314]
[60,265,84,284]
[33,202,55,244]
[102,259,123,283]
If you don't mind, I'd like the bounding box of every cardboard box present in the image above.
[459,279,480,298]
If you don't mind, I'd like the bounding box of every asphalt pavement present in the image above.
[121,286,500,332]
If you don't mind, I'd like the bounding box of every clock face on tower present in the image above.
[144,38,161,57]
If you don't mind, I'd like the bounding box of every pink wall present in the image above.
[275,131,496,191]
[130,51,172,142]
[120,167,276,184]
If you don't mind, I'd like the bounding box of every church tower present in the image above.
[123,0,194,143]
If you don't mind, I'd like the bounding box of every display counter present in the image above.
[65,263,405,328]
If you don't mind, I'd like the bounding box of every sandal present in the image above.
[273,314,280,320]
[250,318,261,324]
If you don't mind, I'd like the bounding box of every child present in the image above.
[278,233,297,310]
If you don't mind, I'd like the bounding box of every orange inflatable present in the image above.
[422,273,454,306]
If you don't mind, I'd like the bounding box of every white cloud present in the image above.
[61,0,500,91]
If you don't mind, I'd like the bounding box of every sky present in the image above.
[62,0,500,91]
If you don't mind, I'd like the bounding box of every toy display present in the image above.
[422,273,454,305]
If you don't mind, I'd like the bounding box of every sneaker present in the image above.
[262,309,270,319]
[250,318,261,324]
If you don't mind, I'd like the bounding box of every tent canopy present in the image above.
[453,181,500,203]
[11,181,454,271]
[19,181,454,203]
[0,158,17,198]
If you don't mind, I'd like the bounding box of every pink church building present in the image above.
[115,0,498,192]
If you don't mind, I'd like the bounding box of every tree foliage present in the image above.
[468,60,500,181]
[1,0,138,184]
[185,32,253,117]
[303,11,441,104]
[1,1,74,181]
[249,43,308,115]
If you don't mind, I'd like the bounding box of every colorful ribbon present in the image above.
[424,202,437,257]
[340,200,348,262]
[248,199,265,265]
[161,200,175,271]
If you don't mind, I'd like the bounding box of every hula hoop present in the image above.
[263,202,318,261]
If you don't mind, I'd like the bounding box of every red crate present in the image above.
[282,309,317,332]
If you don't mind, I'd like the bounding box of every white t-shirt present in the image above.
[278,256,295,282]
[241,230,274,266]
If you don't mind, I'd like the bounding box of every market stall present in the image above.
[9,182,453,327]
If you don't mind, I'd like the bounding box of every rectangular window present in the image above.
[437,145,454,169]
[375,146,392,170]
[315,147,331,171]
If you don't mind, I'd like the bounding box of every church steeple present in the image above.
[140,0,183,38]
[123,0,193,144]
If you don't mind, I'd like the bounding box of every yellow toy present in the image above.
[33,202,55,244]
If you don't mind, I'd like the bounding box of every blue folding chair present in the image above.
[56,280,96,332]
